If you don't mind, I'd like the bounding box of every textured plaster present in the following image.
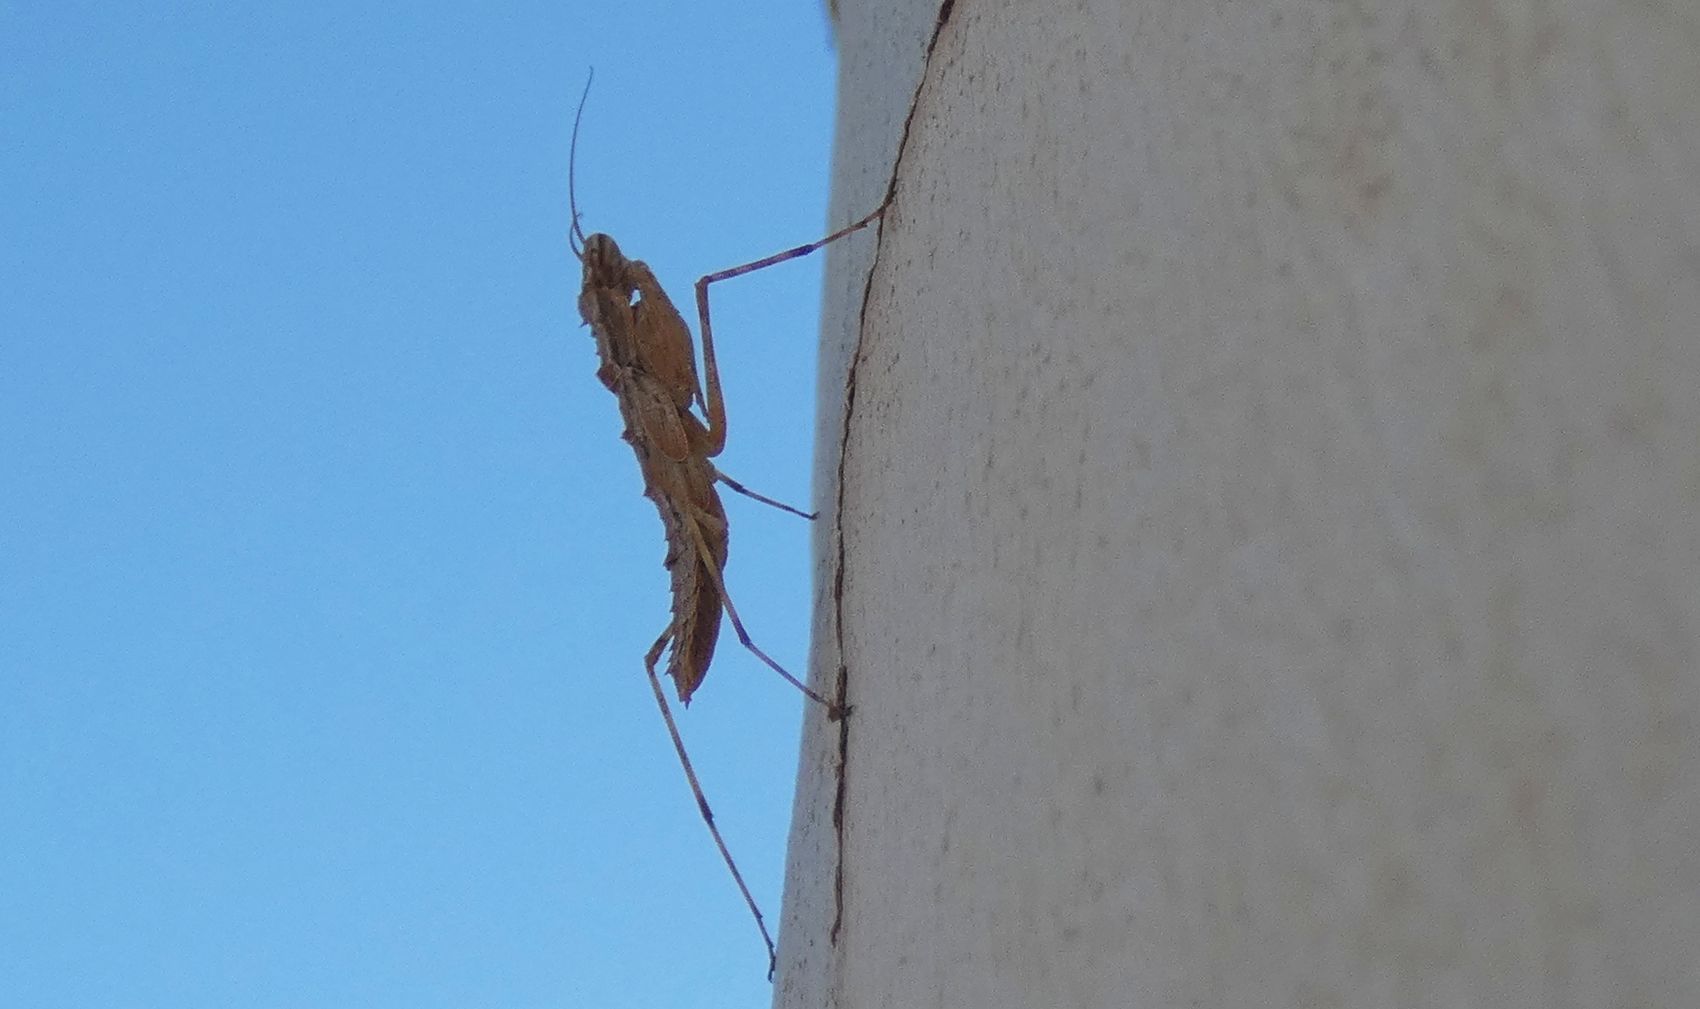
[779,2,1700,1006]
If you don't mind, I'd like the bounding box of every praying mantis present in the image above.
[569,75,884,977]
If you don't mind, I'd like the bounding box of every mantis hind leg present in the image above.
[642,633,778,978]
[682,511,843,717]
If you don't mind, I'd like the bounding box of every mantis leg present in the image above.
[683,511,843,716]
[642,629,778,979]
[690,203,889,459]
[714,467,816,520]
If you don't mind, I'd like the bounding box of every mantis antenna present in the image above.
[568,68,593,257]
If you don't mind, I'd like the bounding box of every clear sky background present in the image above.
[3,4,844,1006]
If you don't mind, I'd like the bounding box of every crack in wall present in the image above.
[826,0,960,954]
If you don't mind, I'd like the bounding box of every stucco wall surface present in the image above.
[779,3,1700,1006]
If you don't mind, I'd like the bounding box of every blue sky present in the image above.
[3,4,842,1006]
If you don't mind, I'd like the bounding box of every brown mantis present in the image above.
[569,75,884,977]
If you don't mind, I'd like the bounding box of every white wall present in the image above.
[779,3,1700,1006]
